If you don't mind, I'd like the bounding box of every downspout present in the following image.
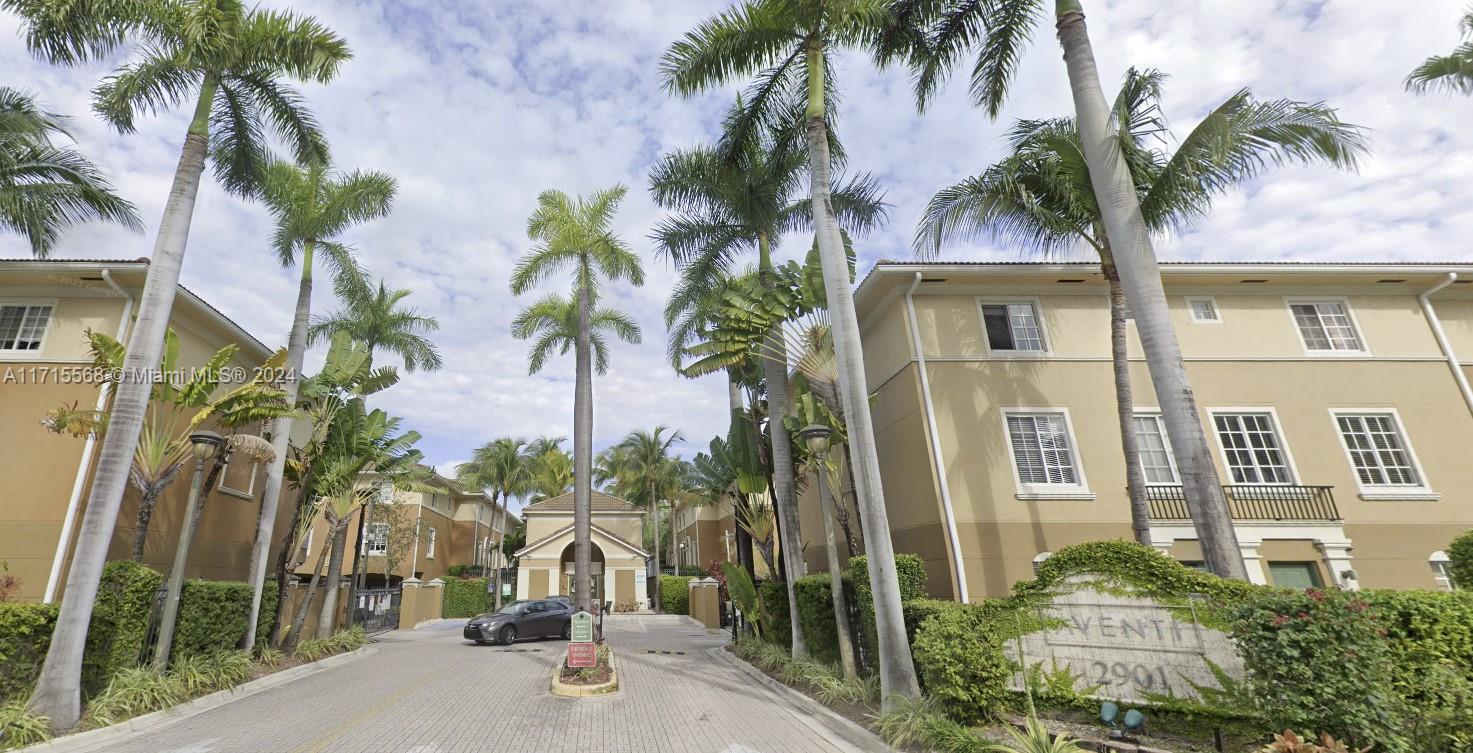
[1419,273,1473,419]
[905,273,970,603]
[408,503,424,578]
[45,270,133,602]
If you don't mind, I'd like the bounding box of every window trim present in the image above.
[977,297,1052,357]
[1284,297,1370,356]
[1185,296,1222,324]
[216,458,259,500]
[999,407,1094,500]
[426,526,437,559]
[1327,408,1438,500]
[1132,408,1181,486]
[364,522,389,556]
[0,298,58,357]
[1430,550,1455,591]
[1206,407,1302,486]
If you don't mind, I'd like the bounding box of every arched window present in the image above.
[1430,550,1455,591]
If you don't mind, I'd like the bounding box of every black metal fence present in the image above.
[352,587,401,635]
[1144,484,1340,522]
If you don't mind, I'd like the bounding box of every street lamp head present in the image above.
[189,430,224,461]
[798,424,832,455]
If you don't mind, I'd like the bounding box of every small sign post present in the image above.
[567,609,596,668]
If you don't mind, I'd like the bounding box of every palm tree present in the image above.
[244,158,395,650]
[0,86,141,255]
[457,438,533,609]
[650,104,886,656]
[6,0,350,726]
[615,427,683,610]
[509,186,644,612]
[1407,9,1473,94]
[916,69,1366,547]
[890,0,1276,580]
[662,1,923,704]
[308,275,443,372]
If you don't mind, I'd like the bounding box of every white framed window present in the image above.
[979,299,1049,354]
[1001,409,1092,499]
[1186,296,1221,324]
[426,526,437,559]
[1211,411,1295,484]
[1329,410,1435,499]
[1132,413,1179,484]
[1430,551,1455,590]
[364,522,388,556]
[217,458,259,498]
[1287,299,1364,353]
[0,302,54,353]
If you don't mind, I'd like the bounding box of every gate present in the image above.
[353,587,401,635]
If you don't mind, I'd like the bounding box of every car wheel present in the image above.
[499,625,517,645]
[560,621,571,640]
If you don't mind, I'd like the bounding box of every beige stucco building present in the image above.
[514,491,649,608]
[798,261,1473,601]
[670,497,737,572]
[0,258,291,602]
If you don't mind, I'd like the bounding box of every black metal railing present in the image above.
[1143,484,1340,522]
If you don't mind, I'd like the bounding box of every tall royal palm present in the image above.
[510,190,644,613]
[4,0,350,727]
[0,86,141,254]
[309,275,443,372]
[615,427,683,611]
[894,0,1278,579]
[649,112,885,654]
[457,437,533,609]
[662,0,923,704]
[917,69,1365,547]
[244,158,395,650]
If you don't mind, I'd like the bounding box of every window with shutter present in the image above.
[1004,411,1088,497]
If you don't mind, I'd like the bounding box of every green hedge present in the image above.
[442,578,490,618]
[660,575,693,615]
[0,561,162,703]
[843,553,927,672]
[1449,529,1473,591]
[910,600,1013,724]
[759,578,789,647]
[169,580,277,661]
[792,574,841,665]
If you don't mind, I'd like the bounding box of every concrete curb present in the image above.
[549,647,619,697]
[20,646,378,753]
[710,647,898,753]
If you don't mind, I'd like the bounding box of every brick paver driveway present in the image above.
[76,615,861,753]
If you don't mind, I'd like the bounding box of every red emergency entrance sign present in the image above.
[567,642,596,668]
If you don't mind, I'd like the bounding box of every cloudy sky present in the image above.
[4,1,1472,499]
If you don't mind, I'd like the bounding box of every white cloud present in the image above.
[4,0,1471,467]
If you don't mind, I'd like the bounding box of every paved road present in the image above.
[77,615,860,753]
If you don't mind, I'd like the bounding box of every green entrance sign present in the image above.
[570,610,594,643]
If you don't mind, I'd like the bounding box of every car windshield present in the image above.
[495,602,525,615]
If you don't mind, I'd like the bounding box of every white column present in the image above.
[1316,540,1359,590]
[516,566,530,600]
[1239,539,1269,586]
[602,567,616,608]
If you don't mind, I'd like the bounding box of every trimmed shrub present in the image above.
[659,575,693,615]
[910,601,1012,724]
[843,553,927,670]
[1231,587,1406,752]
[1449,529,1473,591]
[0,604,57,704]
[759,578,790,647]
[442,578,489,618]
[901,598,958,646]
[173,580,257,660]
[792,574,841,665]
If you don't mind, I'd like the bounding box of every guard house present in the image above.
[513,491,650,609]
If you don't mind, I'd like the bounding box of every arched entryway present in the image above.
[559,541,605,603]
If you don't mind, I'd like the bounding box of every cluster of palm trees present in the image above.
[1,0,442,730]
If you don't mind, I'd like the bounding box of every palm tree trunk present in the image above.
[1056,4,1246,579]
[815,463,857,679]
[130,484,165,561]
[728,372,757,580]
[836,456,860,557]
[244,240,315,650]
[758,231,808,655]
[29,77,218,730]
[573,283,594,612]
[282,530,332,653]
[650,479,663,611]
[317,522,350,638]
[490,489,505,610]
[269,485,312,646]
[1100,247,1152,546]
[803,39,920,707]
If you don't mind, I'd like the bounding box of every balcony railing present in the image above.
[1143,484,1340,522]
